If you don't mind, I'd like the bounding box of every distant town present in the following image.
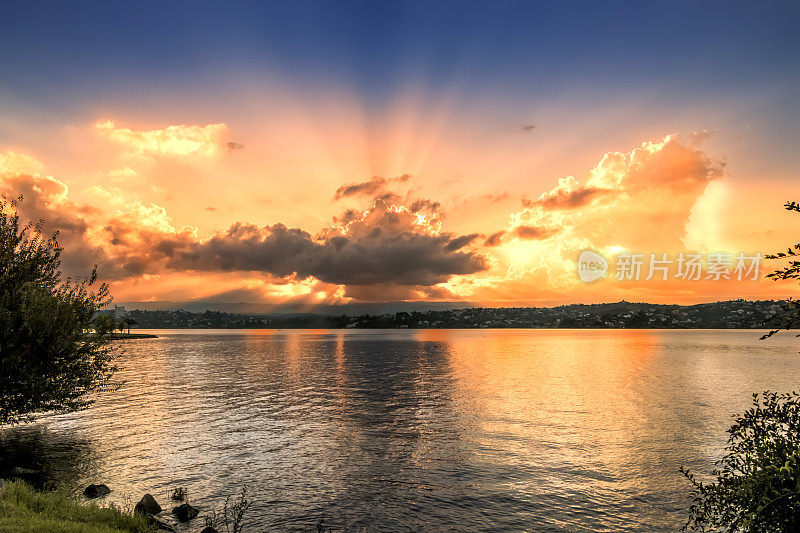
[106,299,788,330]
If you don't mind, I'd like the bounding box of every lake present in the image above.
[2,329,799,531]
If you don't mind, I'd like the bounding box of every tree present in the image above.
[682,201,800,531]
[0,196,116,425]
[681,392,800,532]
[92,314,116,336]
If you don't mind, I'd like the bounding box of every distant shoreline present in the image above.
[127,326,770,331]
[110,299,787,331]
[84,332,159,340]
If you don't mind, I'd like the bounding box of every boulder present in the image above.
[200,527,219,533]
[172,502,199,522]
[146,515,175,532]
[134,493,162,515]
[83,484,111,498]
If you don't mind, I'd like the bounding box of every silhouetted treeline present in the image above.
[121,299,785,329]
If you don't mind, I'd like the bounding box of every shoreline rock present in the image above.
[83,483,111,498]
[134,493,162,515]
[172,502,199,521]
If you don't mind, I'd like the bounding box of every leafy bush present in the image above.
[682,392,800,531]
[0,196,115,424]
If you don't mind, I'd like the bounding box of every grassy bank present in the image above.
[0,480,156,533]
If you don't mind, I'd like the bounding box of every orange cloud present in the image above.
[1,152,485,302]
[333,174,411,200]
[443,132,798,304]
[504,132,723,254]
[95,121,231,157]
[2,126,796,307]
[0,151,44,175]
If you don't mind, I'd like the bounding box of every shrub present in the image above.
[0,196,116,424]
[682,391,800,531]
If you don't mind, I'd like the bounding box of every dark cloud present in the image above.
[445,233,479,251]
[341,282,459,302]
[484,230,506,247]
[512,225,557,240]
[3,173,487,294]
[409,198,441,213]
[226,142,244,152]
[527,186,612,210]
[167,216,486,286]
[334,177,386,200]
[521,124,535,132]
[376,192,403,205]
[333,174,410,200]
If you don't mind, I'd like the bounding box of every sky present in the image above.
[1,1,799,309]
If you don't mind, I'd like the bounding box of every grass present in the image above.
[0,480,156,533]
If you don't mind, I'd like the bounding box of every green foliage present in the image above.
[682,392,800,532]
[0,196,116,424]
[0,479,156,532]
[765,201,800,282]
[761,201,800,340]
[92,314,116,336]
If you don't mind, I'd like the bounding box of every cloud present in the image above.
[1,155,486,297]
[95,121,230,157]
[168,200,487,287]
[0,156,200,281]
[484,231,506,247]
[409,198,441,213]
[504,133,723,254]
[0,151,44,175]
[512,225,557,240]
[333,174,410,200]
[445,233,479,251]
[0,167,105,277]
[2,131,754,306]
[453,132,729,302]
[525,177,612,209]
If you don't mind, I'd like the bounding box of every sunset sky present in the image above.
[1,1,799,310]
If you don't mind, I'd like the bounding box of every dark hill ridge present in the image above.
[116,299,787,330]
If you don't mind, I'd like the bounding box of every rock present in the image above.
[134,493,162,515]
[146,515,175,532]
[172,502,199,522]
[83,483,111,498]
[200,527,219,533]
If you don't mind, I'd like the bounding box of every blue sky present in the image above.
[2,1,798,109]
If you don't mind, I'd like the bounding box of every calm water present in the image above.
[2,329,800,531]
